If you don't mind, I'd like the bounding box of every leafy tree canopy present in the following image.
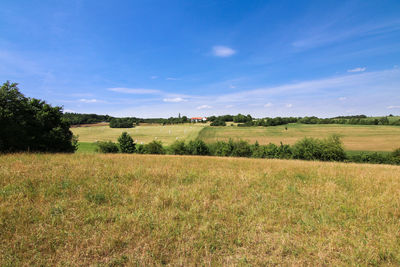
[0,81,77,152]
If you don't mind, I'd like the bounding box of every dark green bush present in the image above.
[187,140,209,155]
[96,141,119,153]
[319,135,347,161]
[252,143,280,158]
[169,140,188,155]
[118,132,135,153]
[109,118,135,128]
[349,152,390,164]
[144,140,165,154]
[231,140,252,157]
[292,137,323,160]
[136,144,146,154]
[392,148,400,158]
[292,135,346,161]
[210,119,226,126]
[209,140,234,156]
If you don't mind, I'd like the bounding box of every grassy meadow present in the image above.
[1,153,400,265]
[198,123,400,152]
[71,123,206,145]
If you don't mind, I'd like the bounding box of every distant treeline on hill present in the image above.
[208,114,400,126]
[63,112,190,126]
[63,112,400,127]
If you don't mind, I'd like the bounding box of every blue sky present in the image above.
[0,0,399,118]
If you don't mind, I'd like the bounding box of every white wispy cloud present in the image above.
[348,67,366,73]
[150,76,158,79]
[108,87,161,94]
[264,103,273,107]
[166,77,180,81]
[63,109,76,113]
[197,105,212,110]
[292,20,400,49]
[215,69,400,104]
[338,97,347,101]
[212,46,236,57]
[387,105,400,109]
[163,97,187,103]
[285,103,293,108]
[78,98,103,103]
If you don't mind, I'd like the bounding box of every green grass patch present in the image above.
[76,142,98,153]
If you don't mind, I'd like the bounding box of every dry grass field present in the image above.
[198,124,400,151]
[1,153,400,265]
[71,123,206,145]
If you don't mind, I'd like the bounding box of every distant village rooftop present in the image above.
[190,117,207,122]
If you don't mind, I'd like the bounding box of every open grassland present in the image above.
[1,154,400,265]
[71,123,205,145]
[198,124,400,151]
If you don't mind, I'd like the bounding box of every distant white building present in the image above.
[191,117,207,122]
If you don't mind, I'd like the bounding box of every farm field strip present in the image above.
[1,154,399,265]
[198,124,400,151]
[71,123,206,145]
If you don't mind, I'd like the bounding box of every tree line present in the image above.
[64,111,400,128]
[96,132,400,165]
[207,114,400,127]
[64,113,190,127]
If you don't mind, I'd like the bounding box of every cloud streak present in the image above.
[78,98,104,103]
[212,46,236,57]
[163,97,187,103]
[348,67,366,73]
[387,105,400,109]
[197,105,212,110]
[108,87,161,94]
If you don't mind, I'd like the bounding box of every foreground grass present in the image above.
[198,123,400,151]
[71,123,206,144]
[1,154,400,265]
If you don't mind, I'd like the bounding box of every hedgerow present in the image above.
[96,133,400,165]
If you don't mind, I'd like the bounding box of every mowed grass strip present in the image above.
[1,154,400,265]
[198,123,400,151]
[71,123,205,145]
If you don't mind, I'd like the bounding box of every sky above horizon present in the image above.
[1,0,399,118]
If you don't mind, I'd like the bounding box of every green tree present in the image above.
[0,81,77,152]
[145,140,165,154]
[187,140,209,155]
[118,132,135,153]
[169,140,188,155]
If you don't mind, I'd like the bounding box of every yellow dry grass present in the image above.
[199,124,400,151]
[1,153,400,265]
[71,123,205,145]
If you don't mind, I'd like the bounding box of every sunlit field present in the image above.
[198,123,400,151]
[1,153,400,265]
[71,123,206,145]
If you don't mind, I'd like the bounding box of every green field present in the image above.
[198,123,400,152]
[72,123,206,145]
[1,153,400,265]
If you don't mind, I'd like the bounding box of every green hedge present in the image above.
[95,133,400,166]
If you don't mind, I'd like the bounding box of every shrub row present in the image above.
[96,132,400,165]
